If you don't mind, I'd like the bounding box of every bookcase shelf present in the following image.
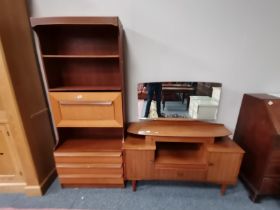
[49,85,122,92]
[55,138,123,153]
[34,25,119,56]
[43,54,120,59]
[44,58,121,90]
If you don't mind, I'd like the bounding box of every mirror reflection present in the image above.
[137,82,222,121]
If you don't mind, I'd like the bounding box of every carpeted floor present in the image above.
[0,209,79,210]
[0,179,279,210]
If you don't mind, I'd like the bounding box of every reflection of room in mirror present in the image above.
[137,82,222,121]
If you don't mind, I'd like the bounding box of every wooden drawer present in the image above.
[56,165,123,175]
[154,168,207,181]
[260,177,280,194]
[49,92,123,127]
[265,162,280,178]
[55,156,122,164]
[59,175,124,185]
[270,149,280,162]
[54,151,122,164]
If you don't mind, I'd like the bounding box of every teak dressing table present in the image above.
[123,120,244,195]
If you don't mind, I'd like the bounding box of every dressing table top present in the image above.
[127,120,231,138]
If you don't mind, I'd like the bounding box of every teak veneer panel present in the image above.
[49,92,123,127]
[49,86,122,92]
[154,168,207,181]
[31,17,119,27]
[54,139,122,153]
[57,168,122,176]
[207,152,243,184]
[123,136,155,150]
[59,177,124,185]
[54,156,122,164]
[128,120,231,137]
[125,150,155,179]
[155,143,207,169]
[207,137,245,153]
[44,58,121,89]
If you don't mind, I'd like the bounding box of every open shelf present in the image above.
[56,127,123,152]
[155,142,207,169]
[35,25,119,55]
[55,138,122,153]
[44,58,121,90]
[43,54,120,59]
[49,85,122,92]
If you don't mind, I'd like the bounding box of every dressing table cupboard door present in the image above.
[207,152,243,183]
[206,138,244,187]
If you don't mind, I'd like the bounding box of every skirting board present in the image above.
[0,182,25,193]
[25,167,57,196]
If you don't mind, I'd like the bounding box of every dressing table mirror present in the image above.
[137,82,222,121]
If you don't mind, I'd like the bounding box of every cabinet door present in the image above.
[49,92,123,127]
[207,152,243,184]
[125,150,154,180]
[0,124,16,175]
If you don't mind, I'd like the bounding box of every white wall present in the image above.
[29,0,280,131]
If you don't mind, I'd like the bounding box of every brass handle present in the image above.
[59,100,112,106]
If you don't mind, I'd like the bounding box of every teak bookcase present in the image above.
[31,17,125,187]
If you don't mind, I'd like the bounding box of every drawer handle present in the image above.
[59,100,112,106]
[0,153,4,155]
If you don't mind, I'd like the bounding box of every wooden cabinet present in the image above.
[0,0,56,196]
[124,137,155,180]
[123,120,244,194]
[31,17,125,188]
[234,94,280,202]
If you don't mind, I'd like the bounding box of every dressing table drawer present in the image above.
[154,168,207,181]
[49,92,123,127]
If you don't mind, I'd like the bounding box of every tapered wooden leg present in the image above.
[132,180,137,192]
[220,184,227,195]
